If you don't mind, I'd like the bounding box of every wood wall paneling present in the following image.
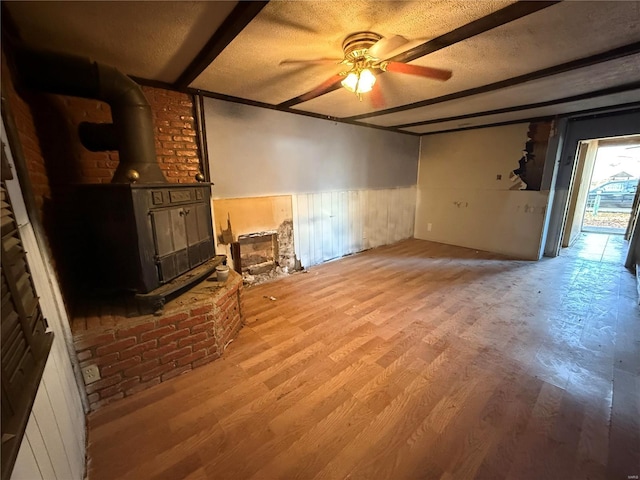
[30,382,74,479]
[3,121,85,480]
[293,187,416,268]
[23,417,56,479]
[19,226,86,468]
[9,439,40,480]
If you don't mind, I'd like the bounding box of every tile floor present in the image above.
[563,231,629,264]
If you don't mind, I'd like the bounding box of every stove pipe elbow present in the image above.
[12,46,166,184]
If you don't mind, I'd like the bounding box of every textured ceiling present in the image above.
[364,53,640,127]
[5,1,238,83]
[190,0,513,103]
[5,0,640,135]
[292,1,640,118]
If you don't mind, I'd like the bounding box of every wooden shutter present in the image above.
[1,172,53,480]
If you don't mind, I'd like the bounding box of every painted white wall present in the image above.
[203,98,420,199]
[292,186,415,268]
[415,124,549,260]
[3,122,86,480]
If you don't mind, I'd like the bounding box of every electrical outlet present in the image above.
[82,364,100,384]
[427,223,432,232]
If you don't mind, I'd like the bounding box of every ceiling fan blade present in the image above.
[279,58,343,67]
[384,62,452,81]
[296,74,344,104]
[369,35,410,60]
[370,82,385,109]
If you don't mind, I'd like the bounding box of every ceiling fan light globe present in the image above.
[341,72,359,92]
[341,69,376,94]
[357,69,376,93]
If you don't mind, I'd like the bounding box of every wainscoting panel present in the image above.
[12,213,86,480]
[293,186,416,268]
[4,119,86,480]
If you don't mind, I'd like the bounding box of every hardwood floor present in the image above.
[86,234,639,480]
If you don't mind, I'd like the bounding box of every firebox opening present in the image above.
[234,220,301,285]
[238,231,278,275]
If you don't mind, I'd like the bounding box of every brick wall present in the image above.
[26,86,202,186]
[145,87,201,183]
[73,271,244,411]
[2,51,51,212]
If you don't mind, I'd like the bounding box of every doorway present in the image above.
[561,141,639,264]
[543,109,640,265]
[562,137,640,249]
[582,140,638,234]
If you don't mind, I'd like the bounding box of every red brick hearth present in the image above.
[71,271,244,411]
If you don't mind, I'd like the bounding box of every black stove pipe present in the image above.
[12,46,166,184]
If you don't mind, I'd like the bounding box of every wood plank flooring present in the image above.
[86,234,639,480]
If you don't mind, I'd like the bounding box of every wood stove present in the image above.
[14,47,223,311]
[76,182,216,295]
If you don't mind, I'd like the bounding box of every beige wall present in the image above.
[415,124,549,260]
[213,195,292,241]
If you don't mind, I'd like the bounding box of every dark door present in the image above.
[184,203,214,269]
[150,207,190,282]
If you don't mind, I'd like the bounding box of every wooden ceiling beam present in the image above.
[418,103,640,136]
[174,1,268,89]
[395,81,640,130]
[193,90,420,136]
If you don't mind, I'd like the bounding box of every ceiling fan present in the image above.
[280,31,453,107]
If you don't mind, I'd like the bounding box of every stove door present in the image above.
[150,207,190,283]
[184,203,215,268]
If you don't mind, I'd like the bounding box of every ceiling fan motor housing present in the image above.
[342,31,382,61]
